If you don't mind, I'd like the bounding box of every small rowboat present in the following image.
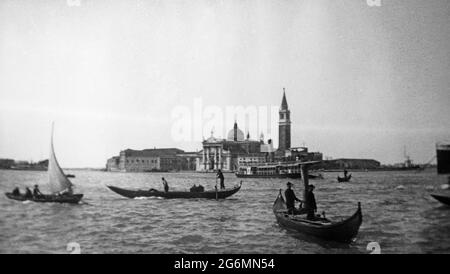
[5,193,83,204]
[273,191,362,243]
[107,181,242,199]
[337,174,352,183]
[430,193,450,206]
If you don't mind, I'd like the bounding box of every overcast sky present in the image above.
[1,0,449,167]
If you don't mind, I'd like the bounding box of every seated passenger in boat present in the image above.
[25,187,33,198]
[304,185,318,220]
[285,182,303,215]
[190,184,205,192]
[12,187,21,196]
[58,185,73,196]
[33,185,43,197]
[190,184,197,192]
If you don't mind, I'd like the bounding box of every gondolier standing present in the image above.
[285,182,302,215]
[217,169,225,189]
[305,185,317,220]
[162,177,169,193]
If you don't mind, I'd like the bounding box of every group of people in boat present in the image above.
[284,181,318,220]
[149,170,226,193]
[12,185,43,198]
[11,184,73,198]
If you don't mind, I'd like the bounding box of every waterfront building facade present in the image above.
[196,122,263,172]
[106,148,197,172]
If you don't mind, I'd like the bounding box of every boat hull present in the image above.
[337,174,352,183]
[273,193,362,243]
[5,193,83,204]
[107,183,242,199]
[431,194,450,206]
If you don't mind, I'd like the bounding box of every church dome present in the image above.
[227,122,245,141]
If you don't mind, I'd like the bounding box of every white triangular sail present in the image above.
[48,125,73,194]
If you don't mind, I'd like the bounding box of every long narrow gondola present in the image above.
[273,191,362,243]
[107,181,242,199]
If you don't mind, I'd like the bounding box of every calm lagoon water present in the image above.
[0,169,449,254]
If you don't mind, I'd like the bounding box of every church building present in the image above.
[195,88,317,172]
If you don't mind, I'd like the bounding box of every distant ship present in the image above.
[378,147,422,171]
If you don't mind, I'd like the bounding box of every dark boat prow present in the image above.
[273,192,362,243]
[430,194,450,206]
[107,181,242,199]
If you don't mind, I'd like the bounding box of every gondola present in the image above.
[273,190,362,243]
[430,193,450,206]
[337,174,352,183]
[107,181,242,199]
[5,193,83,204]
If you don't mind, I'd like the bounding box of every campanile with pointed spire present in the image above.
[278,88,291,152]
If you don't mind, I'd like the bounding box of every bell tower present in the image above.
[278,88,291,152]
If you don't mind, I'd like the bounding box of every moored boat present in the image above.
[107,181,242,199]
[273,191,362,243]
[4,124,83,204]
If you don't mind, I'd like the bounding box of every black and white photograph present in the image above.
[0,0,449,257]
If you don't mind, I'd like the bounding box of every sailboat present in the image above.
[5,125,83,204]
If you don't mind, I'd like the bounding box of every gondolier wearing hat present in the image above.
[285,182,302,215]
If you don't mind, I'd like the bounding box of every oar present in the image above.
[215,177,218,200]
